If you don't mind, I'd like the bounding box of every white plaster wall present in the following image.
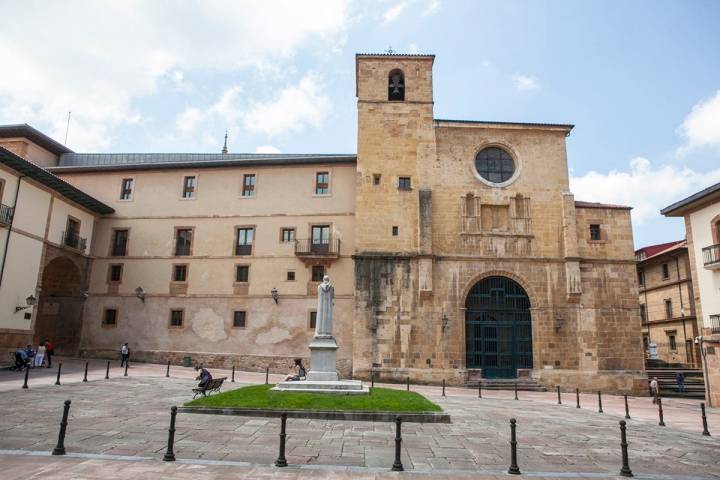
[47,199,95,254]
[0,233,44,330]
[689,203,720,326]
[11,181,51,237]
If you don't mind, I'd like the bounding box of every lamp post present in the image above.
[135,286,145,303]
[696,336,713,407]
[15,294,36,313]
[271,287,279,304]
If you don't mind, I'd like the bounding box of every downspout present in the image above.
[675,256,690,364]
[0,175,24,288]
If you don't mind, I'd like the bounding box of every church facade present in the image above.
[0,53,645,393]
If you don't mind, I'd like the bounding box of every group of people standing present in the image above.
[13,340,53,370]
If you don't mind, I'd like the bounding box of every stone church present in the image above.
[0,53,645,393]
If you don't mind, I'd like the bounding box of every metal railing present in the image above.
[710,314,720,335]
[0,203,13,226]
[235,244,252,256]
[294,238,341,256]
[702,244,720,268]
[62,231,87,251]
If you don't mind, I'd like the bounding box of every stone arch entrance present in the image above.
[35,256,85,355]
[465,276,532,378]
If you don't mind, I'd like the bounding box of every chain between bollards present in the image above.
[619,420,633,477]
[657,397,665,427]
[52,400,71,455]
[166,361,170,378]
[163,406,177,461]
[514,381,518,401]
[275,412,288,467]
[624,394,631,419]
[265,366,269,385]
[557,385,561,404]
[598,390,603,413]
[392,416,403,471]
[406,376,410,392]
[83,362,88,382]
[22,366,29,389]
[508,418,521,475]
[124,361,128,377]
[701,403,711,436]
[105,360,110,379]
[576,388,580,408]
[442,378,446,397]
[55,362,62,385]
[231,365,235,383]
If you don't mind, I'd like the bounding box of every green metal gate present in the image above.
[465,276,532,378]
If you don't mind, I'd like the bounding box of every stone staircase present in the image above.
[466,378,547,392]
[646,367,705,399]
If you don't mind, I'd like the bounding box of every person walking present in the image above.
[34,342,46,368]
[120,343,130,367]
[676,372,686,393]
[44,339,54,368]
[650,377,659,403]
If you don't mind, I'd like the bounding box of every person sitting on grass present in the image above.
[284,358,306,381]
[195,365,212,389]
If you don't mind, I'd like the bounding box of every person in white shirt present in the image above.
[34,343,46,367]
[120,343,130,367]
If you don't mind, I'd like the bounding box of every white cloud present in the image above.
[383,2,408,23]
[570,157,720,226]
[0,0,349,151]
[423,0,441,16]
[678,90,720,152]
[512,74,540,91]
[255,145,282,154]
[242,74,331,137]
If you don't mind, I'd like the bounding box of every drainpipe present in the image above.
[0,175,24,289]
[675,256,690,364]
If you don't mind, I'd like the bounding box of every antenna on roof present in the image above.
[222,130,228,154]
[64,111,72,145]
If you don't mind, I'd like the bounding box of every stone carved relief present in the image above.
[460,193,533,256]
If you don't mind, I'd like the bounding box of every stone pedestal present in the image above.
[273,379,369,395]
[307,336,339,382]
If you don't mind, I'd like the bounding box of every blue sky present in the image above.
[1,0,719,247]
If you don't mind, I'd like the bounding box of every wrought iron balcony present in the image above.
[702,244,720,269]
[710,314,720,335]
[294,238,340,257]
[0,203,13,226]
[62,230,87,251]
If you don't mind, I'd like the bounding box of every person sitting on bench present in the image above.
[195,365,212,388]
[284,358,306,381]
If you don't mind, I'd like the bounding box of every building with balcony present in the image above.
[662,181,720,405]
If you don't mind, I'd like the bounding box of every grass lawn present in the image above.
[185,384,442,412]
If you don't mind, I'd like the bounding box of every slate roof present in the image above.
[0,124,73,155]
[661,181,720,216]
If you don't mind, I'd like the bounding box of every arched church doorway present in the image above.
[465,276,532,378]
[35,256,84,355]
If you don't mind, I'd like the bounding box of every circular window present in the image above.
[474,147,516,184]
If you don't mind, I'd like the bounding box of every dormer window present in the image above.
[388,69,405,101]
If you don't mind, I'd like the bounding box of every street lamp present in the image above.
[271,287,279,304]
[15,294,36,313]
[135,286,146,303]
[695,336,713,407]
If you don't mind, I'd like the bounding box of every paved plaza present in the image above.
[0,358,718,479]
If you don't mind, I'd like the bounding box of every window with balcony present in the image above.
[311,225,330,254]
[182,176,196,199]
[242,174,256,197]
[111,229,129,256]
[315,172,329,195]
[175,228,193,256]
[120,178,134,200]
[63,217,85,250]
[173,264,188,282]
[233,311,246,328]
[235,265,249,283]
[235,227,254,255]
[169,309,184,327]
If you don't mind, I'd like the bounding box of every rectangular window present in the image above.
[111,229,129,256]
[638,270,645,286]
[662,263,669,279]
[589,224,601,241]
[315,172,329,195]
[281,228,295,243]
[398,176,412,190]
[665,299,673,319]
[235,227,254,255]
[242,174,256,197]
[373,174,381,186]
[669,334,677,351]
[103,308,117,326]
[392,226,398,236]
[640,304,647,322]
[173,264,188,282]
[233,311,246,328]
[182,176,196,198]
[108,264,123,283]
[309,311,317,329]
[287,271,295,281]
[311,225,330,253]
[235,265,249,283]
[311,265,325,282]
[170,309,184,327]
[120,178,134,200]
[175,229,192,256]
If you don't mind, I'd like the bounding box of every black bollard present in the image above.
[105,360,110,379]
[275,413,288,467]
[166,361,170,378]
[508,418,521,475]
[83,362,88,382]
[22,366,29,389]
[55,363,62,386]
[124,361,128,377]
[514,381,518,401]
[406,376,410,392]
[231,365,235,383]
[371,371,375,389]
[52,400,71,455]
[478,382,482,399]
[657,397,665,427]
[598,391,603,413]
[576,388,581,408]
[557,385,561,404]
[624,394,631,419]
[392,416,404,471]
[265,366,269,385]
[163,406,177,461]
[442,378,446,397]
[619,420,633,477]
[701,403,711,436]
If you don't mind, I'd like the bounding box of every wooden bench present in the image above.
[192,377,227,399]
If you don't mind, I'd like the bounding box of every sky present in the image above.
[1,0,719,248]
